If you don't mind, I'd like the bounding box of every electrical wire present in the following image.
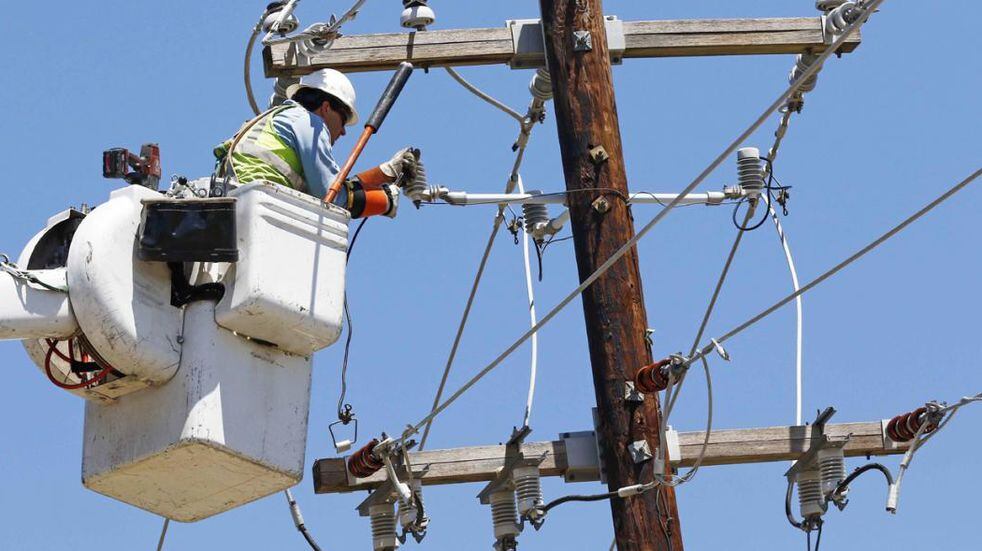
[686,165,982,368]
[418,106,541,450]
[541,490,619,512]
[156,518,169,551]
[764,193,804,426]
[444,67,525,124]
[244,15,265,116]
[285,489,323,551]
[515,175,540,429]
[401,0,884,443]
[660,204,756,461]
[336,218,369,424]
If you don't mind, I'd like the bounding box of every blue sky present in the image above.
[1,1,979,550]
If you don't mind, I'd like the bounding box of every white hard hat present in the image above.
[286,69,359,126]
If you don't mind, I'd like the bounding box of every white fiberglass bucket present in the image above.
[216,182,349,356]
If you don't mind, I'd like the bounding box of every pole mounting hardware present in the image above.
[589,145,610,165]
[573,30,593,52]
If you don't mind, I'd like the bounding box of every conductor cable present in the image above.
[686,166,981,369]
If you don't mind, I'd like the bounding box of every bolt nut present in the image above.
[573,30,593,52]
[591,196,610,214]
[589,145,610,165]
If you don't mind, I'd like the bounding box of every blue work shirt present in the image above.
[270,100,346,204]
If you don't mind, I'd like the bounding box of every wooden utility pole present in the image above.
[538,1,682,549]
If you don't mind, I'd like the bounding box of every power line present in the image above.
[687,166,982,368]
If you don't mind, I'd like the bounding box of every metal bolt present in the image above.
[628,440,652,464]
[589,145,609,165]
[622,381,645,402]
[573,30,593,52]
[591,196,610,214]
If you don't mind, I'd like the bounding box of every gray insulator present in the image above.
[514,467,544,519]
[736,148,765,193]
[490,490,521,542]
[529,69,554,103]
[268,76,299,109]
[797,470,825,520]
[818,448,846,497]
[521,191,549,239]
[370,503,400,551]
[403,159,431,205]
[789,54,822,95]
[825,1,863,35]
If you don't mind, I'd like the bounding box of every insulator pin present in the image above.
[348,438,385,478]
[886,407,938,443]
[635,358,672,393]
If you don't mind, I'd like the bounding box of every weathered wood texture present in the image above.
[542,2,679,550]
[264,17,860,76]
[312,421,906,494]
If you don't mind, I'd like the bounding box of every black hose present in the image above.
[299,526,322,551]
[832,462,894,499]
[785,480,805,530]
[541,491,619,513]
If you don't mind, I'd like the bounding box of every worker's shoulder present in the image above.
[272,101,324,132]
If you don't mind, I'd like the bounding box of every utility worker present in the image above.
[215,69,415,218]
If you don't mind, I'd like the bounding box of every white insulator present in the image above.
[529,68,553,103]
[789,54,822,95]
[521,191,550,240]
[797,470,825,520]
[262,4,299,34]
[825,2,862,35]
[490,490,521,542]
[736,147,765,194]
[370,503,400,551]
[818,447,846,497]
[513,466,544,519]
[401,1,435,30]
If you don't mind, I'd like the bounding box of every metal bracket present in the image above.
[560,430,602,483]
[507,15,625,69]
[665,426,682,467]
[355,464,430,516]
[784,407,851,481]
[476,426,546,504]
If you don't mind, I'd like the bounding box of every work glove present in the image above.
[379,147,418,185]
[383,183,400,218]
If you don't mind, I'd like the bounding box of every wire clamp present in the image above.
[710,339,731,361]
